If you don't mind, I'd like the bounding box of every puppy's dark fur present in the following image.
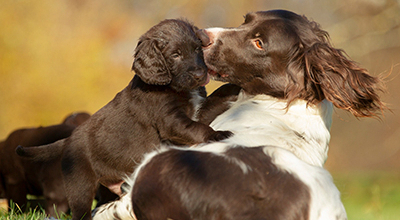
[62,112,91,127]
[197,83,241,125]
[0,112,89,217]
[17,19,231,220]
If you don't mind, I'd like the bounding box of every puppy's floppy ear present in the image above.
[302,42,385,118]
[132,39,172,85]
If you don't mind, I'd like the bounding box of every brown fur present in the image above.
[17,19,231,220]
[62,112,91,127]
[0,112,89,216]
[197,10,385,122]
[132,146,311,220]
[129,10,386,219]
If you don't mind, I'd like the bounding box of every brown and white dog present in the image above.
[94,10,385,220]
[16,19,232,220]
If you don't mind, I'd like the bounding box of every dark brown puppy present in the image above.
[17,19,231,220]
[63,112,118,208]
[62,112,91,127]
[0,112,89,217]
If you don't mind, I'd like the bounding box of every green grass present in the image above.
[333,172,400,220]
[1,172,400,219]
[0,209,47,220]
[0,201,71,220]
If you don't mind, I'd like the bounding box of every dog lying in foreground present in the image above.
[93,10,385,220]
[16,19,232,220]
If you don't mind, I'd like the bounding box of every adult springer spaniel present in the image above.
[93,10,385,220]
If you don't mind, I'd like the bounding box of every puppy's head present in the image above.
[132,19,208,92]
[197,10,385,117]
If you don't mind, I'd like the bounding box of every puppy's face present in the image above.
[132,19,208,92]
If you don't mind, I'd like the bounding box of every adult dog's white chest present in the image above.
[210,92,333,167]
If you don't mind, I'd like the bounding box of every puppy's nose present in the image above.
[196,29,213,48]
[193,69,207,80]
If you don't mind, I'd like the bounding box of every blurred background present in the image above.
[0,0,399,219]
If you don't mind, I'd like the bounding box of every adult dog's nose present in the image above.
[196,28,224,48]
[196,29,213,48]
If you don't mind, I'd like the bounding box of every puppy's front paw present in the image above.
[209,130,233,142]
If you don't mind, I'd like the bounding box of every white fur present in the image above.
[202,27,226,40]
[189,89,205,121]
[262,146,347,220]
[92,192,136,220]
[211,92,333,167]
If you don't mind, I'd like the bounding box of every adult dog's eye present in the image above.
[254,39,264,50]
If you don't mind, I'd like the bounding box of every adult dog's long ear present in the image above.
[302,42,385,118]
[132,39,172,85]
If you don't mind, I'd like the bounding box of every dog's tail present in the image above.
[16,139,65,161]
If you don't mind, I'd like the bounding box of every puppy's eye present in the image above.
[254,39,264,50]
[171,50,181,59]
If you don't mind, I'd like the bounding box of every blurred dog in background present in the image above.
[0,112,89,217]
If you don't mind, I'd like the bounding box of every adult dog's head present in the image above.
[197,10,385,117]
[132,19,208,92]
